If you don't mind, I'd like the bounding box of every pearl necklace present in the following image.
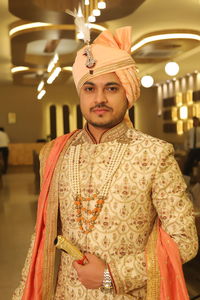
[69,142,128,234]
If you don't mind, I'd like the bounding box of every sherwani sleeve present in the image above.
[109,143,198,295]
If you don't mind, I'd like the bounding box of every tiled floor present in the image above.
[0,166,199,300]
[0,166,37,300]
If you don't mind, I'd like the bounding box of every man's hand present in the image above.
[72,253,106,289]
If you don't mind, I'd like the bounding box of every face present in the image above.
[79,72,128,130]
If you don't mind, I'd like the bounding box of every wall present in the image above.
[0,79,79,143]
[0,83,43,143]
[134,72,200,149]
[1,72,199,144]
[134,86,163,139]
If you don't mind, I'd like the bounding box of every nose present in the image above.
[94,88,107,104]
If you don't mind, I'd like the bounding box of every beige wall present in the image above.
[0,80,79,143]
[0,83,44,143]
[135,86,161,138]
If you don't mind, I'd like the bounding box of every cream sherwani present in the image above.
[13,121,198,300]
[55,122,197,299]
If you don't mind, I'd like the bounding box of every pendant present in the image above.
[75,194,105,234]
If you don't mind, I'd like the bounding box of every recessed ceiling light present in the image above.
[141,75,154,88]
[165,62,179,76]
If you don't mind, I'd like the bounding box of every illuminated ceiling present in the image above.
[1,0,200,86]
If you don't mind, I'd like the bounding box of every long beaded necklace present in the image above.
[69,142,128,234]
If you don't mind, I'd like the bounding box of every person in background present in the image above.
[13,27,198,300]
[0,127,10,174]
[184,116,200,176]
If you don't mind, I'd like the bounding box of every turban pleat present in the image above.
[73,26,140,107]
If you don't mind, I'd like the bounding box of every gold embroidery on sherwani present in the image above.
[13,122,198,300]
[55,122,198,299]
[146,219,160,300]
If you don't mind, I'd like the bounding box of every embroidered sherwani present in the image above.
[13,121,198,300]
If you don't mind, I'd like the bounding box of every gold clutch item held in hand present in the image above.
[54,235,86,265]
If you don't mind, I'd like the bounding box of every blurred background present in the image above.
[0,0,200,299]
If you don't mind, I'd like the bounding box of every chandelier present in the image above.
[82,0,107,22]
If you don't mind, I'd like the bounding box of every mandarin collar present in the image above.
[80,121,129,144]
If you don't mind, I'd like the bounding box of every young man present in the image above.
[13,27,198,300]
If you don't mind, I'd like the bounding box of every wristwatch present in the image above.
[99,265,113,294]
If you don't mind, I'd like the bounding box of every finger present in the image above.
[84,253,93,261]
[72,260,82,270]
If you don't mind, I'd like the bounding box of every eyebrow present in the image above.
[83,81,121,86]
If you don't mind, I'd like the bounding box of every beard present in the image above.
[87,114,125,129]
[84,103,128,129]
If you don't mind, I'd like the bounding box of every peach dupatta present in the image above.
[22,132,76,300]
[146,219,189,300]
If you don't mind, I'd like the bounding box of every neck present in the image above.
[87,124,109,143]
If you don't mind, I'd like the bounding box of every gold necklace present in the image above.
[69,142,128,234]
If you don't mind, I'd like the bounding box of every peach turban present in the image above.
[72,26,140,108]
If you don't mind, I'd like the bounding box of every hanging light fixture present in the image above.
[165,62,179,76]
[93,8,101,16]
[141,75,154,88]
[88,15,96,22]
[98,0,106,9]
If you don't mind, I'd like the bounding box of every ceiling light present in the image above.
[88,15,96,22]
[165,62,179,76]
[47,67,61,84]
[88,24,106,31]
[131,33,200,53]
[93,9,101,16]
[85,0,90,5]
[10,21,106,39]
[47,60,55,73]
[11,66,29,73]
[62,66,73,71]
[37,89,46,100]
[37,80,45,92]
[53,53,59,64]
[98,1,106,9]
[9,22,52,37]
[141,75,154,88]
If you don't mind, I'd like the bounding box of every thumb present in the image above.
[72,260,83,271]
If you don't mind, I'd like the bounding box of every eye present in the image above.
[106,86,119,92]
[83,86,95,92]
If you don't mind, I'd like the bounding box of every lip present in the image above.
[92,109,110,114]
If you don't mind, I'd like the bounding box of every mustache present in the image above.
[90,103,113,112]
